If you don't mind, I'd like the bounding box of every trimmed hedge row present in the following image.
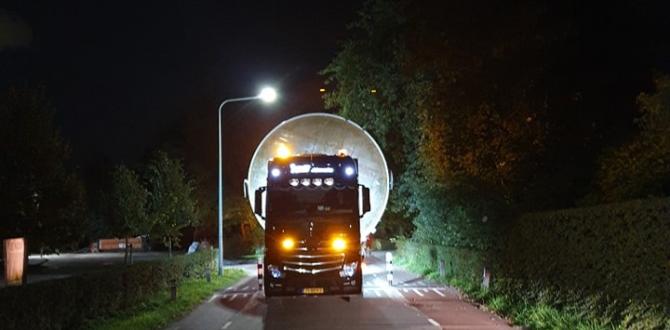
[396,197,670,328]
[0,251,214,330]
[500,197,670,307]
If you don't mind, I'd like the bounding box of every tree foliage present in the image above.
[323,0,554,249]
[324,0,668,251]
[145,151,199,256]
[0,87,87,252]
[107,165,149,239]
[589,76,670,203]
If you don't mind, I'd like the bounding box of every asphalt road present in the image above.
[167,252,514,330]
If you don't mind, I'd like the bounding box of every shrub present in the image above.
[500,197,670,307]
[395,237,486,282]
[0,251,215,330]
[398,197,670,329]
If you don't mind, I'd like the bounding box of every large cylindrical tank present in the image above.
[246,113,390,240]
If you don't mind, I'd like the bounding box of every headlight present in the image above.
[332,238,346,251]
[289,178,299,186]
[340,262,358,277]
[324,178,334,186]
[312,178,323,186]
[281,238,295,250]
[301,178,311,186]
[267,264,283,279]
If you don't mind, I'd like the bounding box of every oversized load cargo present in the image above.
[245,113,391,241]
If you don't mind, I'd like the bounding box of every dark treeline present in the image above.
[323,0,670,246]
[0,86,261,255]
[324,1,670,327]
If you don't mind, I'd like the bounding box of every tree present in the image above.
[0,86,87,253]
[145,151,198,256]
[323,1,550,250]
[107,165,149,263]
[588,76,670,203]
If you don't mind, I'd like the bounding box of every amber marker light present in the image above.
[276,143,291,158]
[281,238,295,250]
[332,237,347,251]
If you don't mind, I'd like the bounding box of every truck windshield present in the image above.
[268,187,357,216]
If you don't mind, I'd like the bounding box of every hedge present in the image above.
[0,251,215,330]
[395,238,486,282]
[500,197,670,307]
[396,197,670,328]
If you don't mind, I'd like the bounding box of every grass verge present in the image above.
[87,268,246,330]
[397,255,669,330]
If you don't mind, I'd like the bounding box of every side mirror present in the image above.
[361,185,371,217]
[254,187,266,219]
[243,179,250,199]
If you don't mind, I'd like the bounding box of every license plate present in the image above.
[303,287,324,294]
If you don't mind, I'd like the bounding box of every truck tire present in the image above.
[263,275,273,297]
[354,265,363,294]
[263,259,273,298]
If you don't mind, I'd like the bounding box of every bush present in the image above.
[395,237,486,283]
[493,197,670,329]
[500,197,670,307]
[0,251,215,330]
[397,197,670,329]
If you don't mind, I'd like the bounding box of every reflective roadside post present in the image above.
[386,251,393,286]
[217,87,277,276]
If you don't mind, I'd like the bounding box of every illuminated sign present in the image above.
[290,163,311,174]
[289,163,335,174]
[311,167,335,173]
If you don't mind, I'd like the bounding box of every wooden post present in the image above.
[482,267,491,289]
[170,280,177,301]
[438,259,446,278]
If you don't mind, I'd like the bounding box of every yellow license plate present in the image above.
[303,287,324,294]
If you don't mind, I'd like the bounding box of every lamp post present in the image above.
[217,87,277,276]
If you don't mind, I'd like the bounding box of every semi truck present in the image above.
[245,113,391,296]
[253,153,371,296]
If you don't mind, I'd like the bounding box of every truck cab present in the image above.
[254,154,371,296]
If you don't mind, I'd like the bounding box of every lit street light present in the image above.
[217,87,277,275]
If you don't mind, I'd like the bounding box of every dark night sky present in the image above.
[1,0,360,186]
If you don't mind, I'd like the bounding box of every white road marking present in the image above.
[432,288,446,297]
[373,289,382,297]
[412,288,424,296]
[228,294,237,301]
[422,288,429,293]
[208,294,219,303]
[427,318,440,327]
[222,321,232,329]
[403,288,409,293]
[387,287,403,298]
[241,286,248,290]
[243,293,248,298]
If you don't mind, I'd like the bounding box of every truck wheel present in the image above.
[263,277,273,297]
[354,266,363,294]
[263,261,273,297]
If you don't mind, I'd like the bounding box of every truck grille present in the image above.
[283,251,345,274]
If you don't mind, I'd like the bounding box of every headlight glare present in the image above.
[281,238,295,250]
[332,238,346,251]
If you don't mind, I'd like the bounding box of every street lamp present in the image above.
[217,86,277,275]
